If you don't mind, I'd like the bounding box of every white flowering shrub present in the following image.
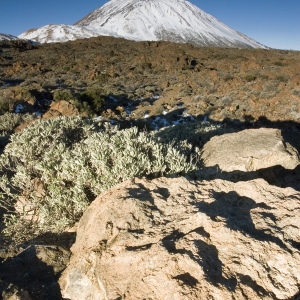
[0,116,196,239]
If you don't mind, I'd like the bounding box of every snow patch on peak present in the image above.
[18,24,99,43]
[0,33,19,41]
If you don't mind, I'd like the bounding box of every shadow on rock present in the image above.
[162,228,239,292]
[126,183,161,211]
[197,164,300,192]
[236,273,274,298]
[191,190,293,253]
[0,232,75,300]
[290,290,300,300]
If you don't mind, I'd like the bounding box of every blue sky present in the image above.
[1,0,299,50]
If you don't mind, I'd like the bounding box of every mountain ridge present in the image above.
[0,33,18,41]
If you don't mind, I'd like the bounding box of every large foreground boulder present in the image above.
[59,177,300,300]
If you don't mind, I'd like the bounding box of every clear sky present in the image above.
[1,0,299,50]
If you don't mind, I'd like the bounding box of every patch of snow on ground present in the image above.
[44,99,52,106]
[94,116,103,122]
[172,118,185,125]
[15,104,25,113]
[151,116,170,130]
[125,107,131,115]
[35,111,43,116]
[109,95,118,102]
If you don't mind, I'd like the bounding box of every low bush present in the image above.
[244,74,257,82]
[141,62,152,70]
[0,98,10,114]
[79,89,106,114]
[220,73,234,81]
[275,75,289,83]
[292,89,300,97]
[0,112,36,157]
[0,112,35,133]
[155,105,164,115]
[95,74,109,83]
[179,85,193,97]
[259,81,281,99]
[140,100,150,107]
[182,65,195,71]
[52,89,106,116]
[0,116,196,240]
[274,61,284,66]
[53,89,74,101]
[154,121,225,155]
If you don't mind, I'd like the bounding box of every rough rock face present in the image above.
[201,128,300,172]
[47,100,79,117]
[59,177,300,300]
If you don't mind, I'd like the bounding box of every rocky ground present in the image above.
[0,235,74,300]
[2,126,300,299]
[0,37,300,299]
[0,37,300,128]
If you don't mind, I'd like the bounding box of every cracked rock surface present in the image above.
[59,176,300,300]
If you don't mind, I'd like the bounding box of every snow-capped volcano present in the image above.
[0,33,18,41]
[19,0,266,48]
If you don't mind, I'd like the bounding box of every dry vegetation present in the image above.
[0,37,299,125]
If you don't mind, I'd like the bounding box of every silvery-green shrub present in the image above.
[0,112,35,133]
[0,113,36,151]
[0,116,196,239]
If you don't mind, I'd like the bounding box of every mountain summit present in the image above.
[19,0,266,48]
